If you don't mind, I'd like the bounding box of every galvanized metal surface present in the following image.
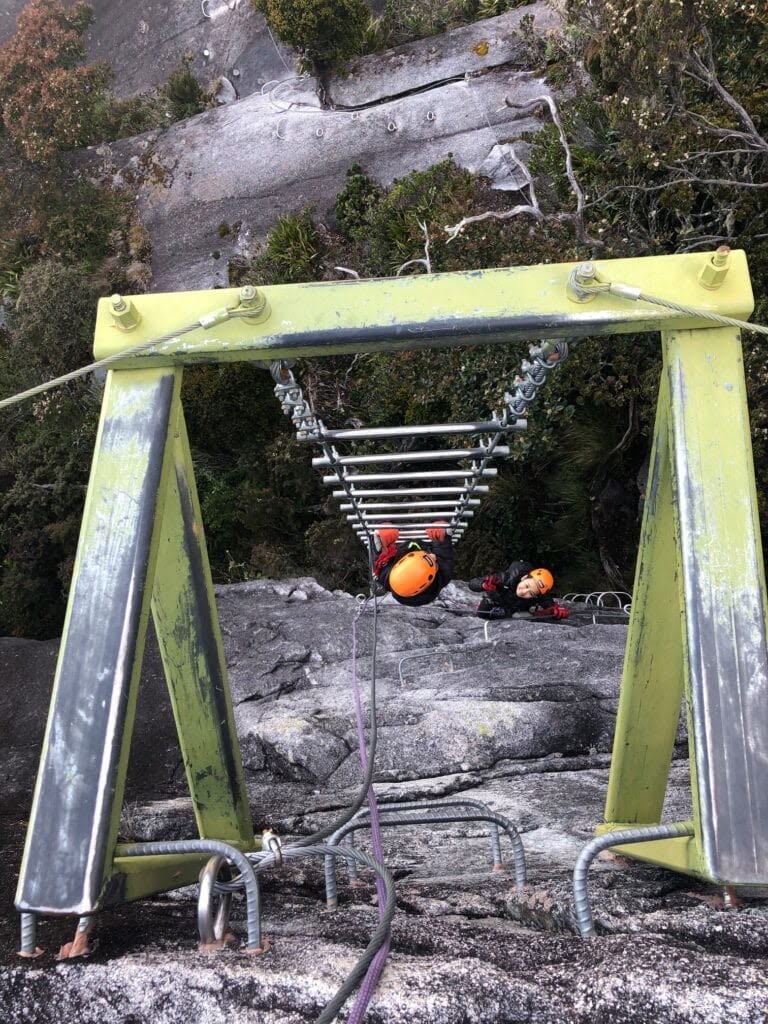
[666,327,768,883]
[335,487,489,498]
[313,448,509,467]
[16,369,179,916]
[306,421,521,442]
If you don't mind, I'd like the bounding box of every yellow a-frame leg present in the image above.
[603,326,768,885]
[16,367,254,917]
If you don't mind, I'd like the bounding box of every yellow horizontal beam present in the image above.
[92,251,754,364]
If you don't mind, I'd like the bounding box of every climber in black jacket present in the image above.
[373,523,454,607]
[468,560,570,620]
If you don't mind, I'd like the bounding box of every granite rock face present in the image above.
[1,578,765,1024]
[80,4,560,291]
[0,1,293,103]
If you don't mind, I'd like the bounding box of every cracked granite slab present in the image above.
[2,578,765,1023]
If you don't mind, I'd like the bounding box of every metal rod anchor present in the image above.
[572,822,695,938]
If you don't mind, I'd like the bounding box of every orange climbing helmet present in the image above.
[529,568,554,595]
[389,550,438,598]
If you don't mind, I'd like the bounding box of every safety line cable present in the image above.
[291,547,380,848]
[570,270,768,337]
[244,842,396,1023]
[346,594,389,1024]
[0,304,263,413]
[636,290,768,336]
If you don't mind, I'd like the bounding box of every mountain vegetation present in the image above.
[0,0,766,636]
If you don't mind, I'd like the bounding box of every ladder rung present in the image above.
[304,422,521,443]
[333,486,489,497]
[354,528,465,538]
[348,511,474,521]
[313,447,510,467]
[340,500,480,511]
[323,469,497,484]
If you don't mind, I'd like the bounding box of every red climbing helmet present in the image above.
[389,550,438,598]
[529,568,554,595]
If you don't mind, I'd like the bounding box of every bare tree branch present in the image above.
[396,220,432,275]
[685,29,767,152]
[444,204,543,243]
[444,93,599,246]
[586,176,768,210]
[506,95,588,219]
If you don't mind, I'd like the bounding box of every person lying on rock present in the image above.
[373,522,454,606]
[468,561,570,621]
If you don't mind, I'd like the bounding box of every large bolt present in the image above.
[109,294,141,331]
[237,285,271,323]
[567,262,599,303]
[698,245,731,290]
[575,261,596,282]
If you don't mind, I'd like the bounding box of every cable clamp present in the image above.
[608,282,642,301]
[566,262,610,303]
[262,829,283,867]
[198,307,234,329]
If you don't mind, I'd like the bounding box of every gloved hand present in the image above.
[482,574,504,592]
[533,603,570,620]
[426,525,446,541]
[377,527,400,548]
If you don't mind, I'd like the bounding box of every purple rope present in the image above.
[347,603,390,1024]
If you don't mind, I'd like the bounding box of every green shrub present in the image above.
[163,58,207,121]
[93,92,167,141]
[334,164,382,241]
[0,261,101,637]
[364,159,475,274]
[253,0,370,63]
[233,207,323,285]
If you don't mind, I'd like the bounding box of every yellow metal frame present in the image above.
[16,249,768,921]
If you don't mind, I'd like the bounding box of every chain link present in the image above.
[270,360,326,440]
[503,339,570,422]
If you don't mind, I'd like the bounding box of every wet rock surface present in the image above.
[1,578,766,1022]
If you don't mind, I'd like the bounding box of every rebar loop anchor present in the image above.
[397,650,455,686]
[198,855,234,950]
[572,822,695,938]
[324,799,526,910]
[121,839,266,953]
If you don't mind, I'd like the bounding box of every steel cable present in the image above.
[0,305,261,412]
[216,843,395,1022]
[634,289,768,336]
[291,555,380,848]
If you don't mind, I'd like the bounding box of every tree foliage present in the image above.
[0,0,111,162]
[252,0,370,63]
[2,0,768,636]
